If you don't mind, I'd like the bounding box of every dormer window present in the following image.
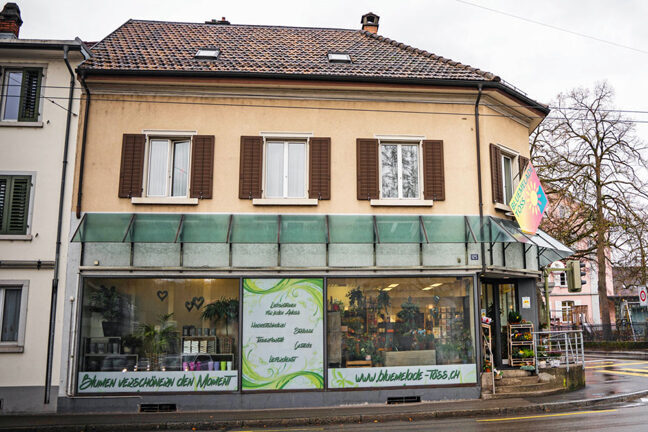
[195,48,220,59]
[328,52,351,63]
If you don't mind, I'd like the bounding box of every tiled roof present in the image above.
[79,20,500,82]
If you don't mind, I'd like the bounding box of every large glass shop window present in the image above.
[327,277,476,388]
[78,278,239,393]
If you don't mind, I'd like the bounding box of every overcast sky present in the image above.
[15,0,648,137]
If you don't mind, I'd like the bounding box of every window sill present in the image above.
[0,121,43,128]
[131,197,199,205]
[252,198,319,206]
[494,203,512,212]
[0,345,24,353]
[0,234,32,241]
[370,199,434,207]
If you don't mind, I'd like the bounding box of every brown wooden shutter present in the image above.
[422,140,445,201]
[356,138,379,200]
[190,135,214,199]
[309,137,331,200]
[490,143,504,204]
[519,155,530,174]
[239,136,263,199]
[118,134,145,198]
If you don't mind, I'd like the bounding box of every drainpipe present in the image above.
[44,45,76,404]
[76,73,91,219]
[474,84,485,275]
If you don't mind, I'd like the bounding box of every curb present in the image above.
[3,390,648,432]
[586,351,648,360]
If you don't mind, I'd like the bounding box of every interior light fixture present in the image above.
[388,283,399,288]
[382,287,393,291]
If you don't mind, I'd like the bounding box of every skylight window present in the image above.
[195,48,220,59]
[328,52,351,63]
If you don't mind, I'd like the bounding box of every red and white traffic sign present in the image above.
[639,286,648,307]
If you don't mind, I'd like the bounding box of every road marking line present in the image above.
[594,370,648,378]
[587,361,648,369]
[617,368,648,373]
[476,409,617,422]
[230,429,324,432]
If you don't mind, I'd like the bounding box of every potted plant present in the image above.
[121,334,142,354]
[88,285,124,337]
[346,287,365,313]
[397,297,420,334]
[138,313,177,370]
[508,310,522,324]
[201,298,239,352]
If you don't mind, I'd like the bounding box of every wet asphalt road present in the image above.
[224,357,648,432]
[137,356,648,432]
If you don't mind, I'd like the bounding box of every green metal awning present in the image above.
[72,213,573,266]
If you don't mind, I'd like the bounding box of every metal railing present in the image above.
[533,330,584,373]
[554,323,648,342]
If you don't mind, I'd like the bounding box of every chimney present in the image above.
[205,17,230,25]
[360,12,379,34]
[0,2,21,39]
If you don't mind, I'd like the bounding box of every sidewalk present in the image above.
[2,385,648,432]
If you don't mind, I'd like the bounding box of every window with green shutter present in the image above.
[1,68,42,122]
[0,175,32,235]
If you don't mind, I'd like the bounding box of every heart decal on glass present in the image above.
[185,301,194,312]
[192,296,205,310]
[157,290,168,302]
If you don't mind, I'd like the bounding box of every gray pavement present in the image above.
[2,356,648,432]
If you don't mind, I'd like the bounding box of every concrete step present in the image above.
[498,376,541,386]
[494,382,556,394]
[482,386,564,399]
[499,369,534,378]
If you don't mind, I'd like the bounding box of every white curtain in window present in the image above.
[503,156,513,204]
[381,145,398,198]
[2,71,23,121]
[401,145,419,198]
[266,142,284,198]
[148,139,168,196]
[287,143,305,198]
[172,141,190,197]
[1,289,21,342]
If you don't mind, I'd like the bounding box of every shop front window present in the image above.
[78,278,239,393]
[327,277,476,389]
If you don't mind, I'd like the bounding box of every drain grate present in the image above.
[387,396,421,405]
[139,403,177,413]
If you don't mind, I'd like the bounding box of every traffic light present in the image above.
[566,260,586,292]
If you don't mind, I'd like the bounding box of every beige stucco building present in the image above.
[57,13,571,413]
[0,2,87,413]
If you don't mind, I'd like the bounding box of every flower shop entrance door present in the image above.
[481,281,518,368]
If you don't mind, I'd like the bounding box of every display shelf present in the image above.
[507,323,535,367]
[82,337,139,371]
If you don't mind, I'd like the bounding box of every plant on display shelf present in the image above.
[508,310,522,324]
[329,298,344,312]
[377,290,391,321]
[121,334,142,354]
[202,298,238,334]
[397,296,420,334]
[138,313,178,370]
[346,287,365,312]
[88,285,126,337]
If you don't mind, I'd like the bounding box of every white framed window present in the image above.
[558,272,567,286]
[1,67,42,122]
[145,138,191,198]
[264,140,307,199]
[0,281,29,352]
[379,142,420,199]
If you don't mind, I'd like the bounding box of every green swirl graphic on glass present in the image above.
[242,279,324,390]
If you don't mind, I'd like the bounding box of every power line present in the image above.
[4,93,648,124]
[5,83,648,115]
[455,0,648,55]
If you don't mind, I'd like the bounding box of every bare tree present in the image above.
[531,82,648,334]
[615,205,648,287]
